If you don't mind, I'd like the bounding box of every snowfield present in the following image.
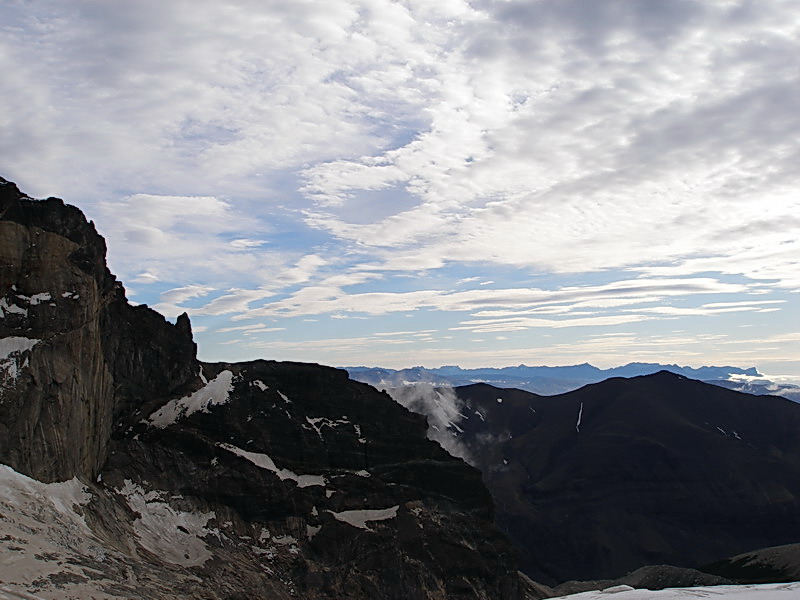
[553,582,800,600]
[217,442,326,487]
[328,505,399,530]
[147,369,235,427]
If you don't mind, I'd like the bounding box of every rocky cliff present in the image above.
[0,178,197,482]
[0,177,530,599]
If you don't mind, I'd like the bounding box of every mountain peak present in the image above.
[451,373,800,584]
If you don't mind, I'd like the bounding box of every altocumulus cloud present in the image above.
[1,0,798,372]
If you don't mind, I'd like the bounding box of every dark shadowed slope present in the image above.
[704,542,800,584]
[452,373,800,585]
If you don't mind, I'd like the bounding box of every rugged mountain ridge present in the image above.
[0,177,528,599]
[444,374,800,584]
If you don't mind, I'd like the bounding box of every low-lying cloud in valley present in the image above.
[387,385,474,465]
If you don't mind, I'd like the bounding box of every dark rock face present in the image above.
[451,373,800,584]
[104,360,521,599]
[703,543,800,584]
[0,176,197,482]
[0,177,526,599]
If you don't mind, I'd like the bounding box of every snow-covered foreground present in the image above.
[1,462,798,600]
[554,582,800,600]
[0,464,117,599]
[0,462,298,598]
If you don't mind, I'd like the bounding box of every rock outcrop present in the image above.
[0,177,529,599]
[0,177,197,482]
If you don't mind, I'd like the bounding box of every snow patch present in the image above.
[328,505,399,530]
[0,298,28,317]
[272,534,297,545]
[601,585,634,593]
[1,336,40,360]
[0,464,90,524]
[218,442,326,487]
[576,402,584,433]
[306,416,350,438]
[118,480,214,567]
[554,582,800,600]
[306,524,321,540]
[28,292,52,305]
[253,379,268,391]
[354,423,367,443]
[0,464,98,588]
[0,336,40,386]
[148,370,234,427]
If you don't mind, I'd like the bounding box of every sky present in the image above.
[2,0,799,378]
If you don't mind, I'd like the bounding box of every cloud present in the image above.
[385,385,474,464]
[635,300,785,317]
[1,0,492,203]
[154,284,215,317]
[451,313,650,334]
[215,275,751,321]
[6,1,799,288]
[150,253,330,317]
[215,324,286,335]
[3,0,799,373]
[131,272,160,284]
[88,192,298,294]
[292,0,800,286]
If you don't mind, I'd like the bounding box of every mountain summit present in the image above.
[448,372,800,584]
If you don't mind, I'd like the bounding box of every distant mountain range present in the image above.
[343,359,800,585]
[345,362,800,402]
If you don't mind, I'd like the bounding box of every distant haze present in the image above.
[348,362,800,404]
